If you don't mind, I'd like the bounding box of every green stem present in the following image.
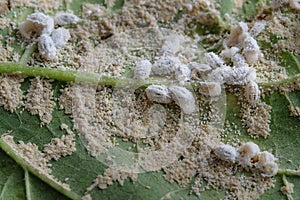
[277,169,300,176]
[25,170,32,200]
[0,137,81,200]
[0,62,181,88]
[1,62,300,89]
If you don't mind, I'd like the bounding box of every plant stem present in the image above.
[0,136,81,200]
[1,62,300,89]
[0,62,180,88]
[277,169,300,176]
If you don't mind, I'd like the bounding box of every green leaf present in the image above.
[0,0,300,200]
[0,149,26,200]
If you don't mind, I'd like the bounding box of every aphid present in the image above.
[151,56,181,77]
[237,142,260,166]
[245,80,260,104]
[38,34,57,60]
[203,52,225,69]
[232,53,248,68]
[168,86,196,114]
[133,60,152,80]
[224,66,257,85]
[54,12,80,26]
[242,36,260,65]
[198,82,222,97]
[188,62,212,80]
[174,64,191,81]
[19,12,54,40]
[145,85,172,104]
[214,144,237,162]
[51,27,70,49]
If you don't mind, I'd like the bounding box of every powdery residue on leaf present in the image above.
[86,165,138,191]
[10,0,65,13]
[25,77,55,125]
[0,75,24,112]
[241,102,272,138]
[43,123,76,161]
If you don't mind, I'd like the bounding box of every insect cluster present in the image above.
[145,85,196,114]
[138,22,264,106]
[19,12,80,59]
[214,142,278,177]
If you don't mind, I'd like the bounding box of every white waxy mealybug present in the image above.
[145,85,172,104]
[220,47,240,59]
[258,160,279,177]
[175,64,191,81]
[54,12,80,26]
[133,60,152,80]
[255,151,276,164]
[237,142,260,166]
[224,66,256,85]
[242,35,260,65]
[152,56,181,77]
[224,22,249,48]
[188,62,212,80]
[245,80,260,104]
[38,34,57,59]
[168,86,196,114]
[203,52,225,69]
[207,65,232,84]
[232,53,248,68]
[19,12,54,40]
[51,27,71,49]
[214,144,237,162]
[198,82,222,97]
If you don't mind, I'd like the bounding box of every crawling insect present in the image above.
[198,82,222,97]
[237,142,260,167]
[145,85,172,104]
[168,85,196,114]
[224,66,257,85]
[244,80,260,104]
[51,27,71,49]
[19,12,54,40]
[175,64,191,81]
[54,12,80,26]
[242,35,260,65]
[38,34,57,59]
[188,62,212,80]
[214,144,237,162]
[152,56,181,77]
[133,59,152,80]
[203,52,225,69]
